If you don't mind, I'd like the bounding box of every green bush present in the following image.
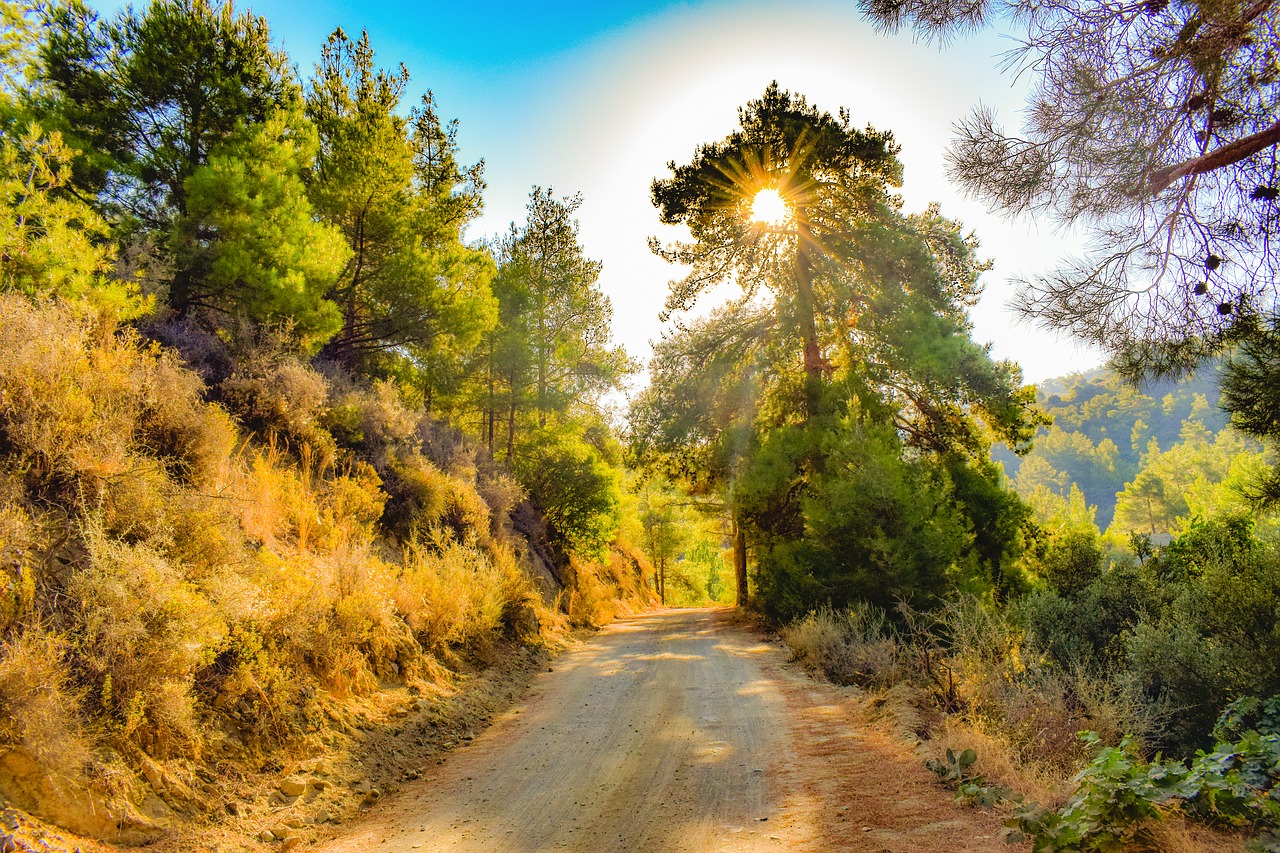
[1127,517,1280,753]
[1020,558,1159,670]
[514,426,620,560]
[742,419,974,621]
[1037,529,1105,597]
[1007,698,1280,852]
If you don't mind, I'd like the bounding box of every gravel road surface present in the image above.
[317,608,1011,853]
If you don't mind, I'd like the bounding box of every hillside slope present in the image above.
[994,362,1252,530]
[0,295,653,849]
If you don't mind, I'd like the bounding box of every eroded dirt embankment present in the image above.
[317,608,1013,853]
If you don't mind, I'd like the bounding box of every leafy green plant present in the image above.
[927,747,978,784]
[1004,733,1187,851]
[927,747,1016,809]
[1006,703,1280,851]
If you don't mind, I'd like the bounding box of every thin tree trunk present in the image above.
[795,218,822,419]
[507,401,516,463]
[486,343,495,454]
[732,516,748,608]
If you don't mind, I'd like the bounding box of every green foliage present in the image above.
[487,187,631,441]
[928,745,978,782]
[35,0,337,349]
[1127,517,1280,752]
[628,300,773,494]
[1007,702,1280,852]
[0,115,147,315]
[1004,733,1185,851]
[514,425,621,561]
[1110,423,1268,539]
[996,363,1273,534]
[0,1,37,100]
[1019,513,1280,758]
[41,0,295,217]
[1222,326,1280,509]
[635,479,686,603]
[743,415,981,620]
[687,539,729,603]
[178,108,346,349]
[1021,558,1158,670]
[478,188,632,564]
[305,29,495,389]
[1037,529,1105,597]
[926,747,1016,808]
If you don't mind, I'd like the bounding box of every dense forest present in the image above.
[996,364,1273,537]
[3,0,1280,850]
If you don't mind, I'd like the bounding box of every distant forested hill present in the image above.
[996,362,1252,531]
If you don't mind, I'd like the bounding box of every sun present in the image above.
[750,188,790,226]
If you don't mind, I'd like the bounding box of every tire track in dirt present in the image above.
[315,608,1012,853]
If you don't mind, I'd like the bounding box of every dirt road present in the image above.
[317,608,1012,853]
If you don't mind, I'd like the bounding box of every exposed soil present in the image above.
[315,608,1015,853]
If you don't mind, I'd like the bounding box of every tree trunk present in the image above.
[486,342,495,454]
[732,517,748,608]
[507,401,516,463]
[658,556,666,605]
[795,219,822,419]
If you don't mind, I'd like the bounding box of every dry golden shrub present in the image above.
[97,459,173,543]
[994,674,1096,771]
[164,491,245,580]
[383,453,491,546]
[490,545,546,642]
[71,528,224,759]
[323,462,387,545]
[566,555,620,627]
[0,632,90,773]
[1140,812,1250,853]
[382,454,451,540]
[136,351,236,487]
[219,352,334,464]
[781,605,903,688]
[477,470,525,542]
[0,296,236,518]
[0,485,38,633]
[324,375,418,459]
[0,296,145,486]
[194,624,303,750]
[0,293,590,839]
[312,548,414,688]
[395,539,520,652]
[929,714,1064,805]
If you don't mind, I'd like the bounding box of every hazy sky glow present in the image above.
[97,0,1104,386]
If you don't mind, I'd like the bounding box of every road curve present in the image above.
[316,608,1012,853]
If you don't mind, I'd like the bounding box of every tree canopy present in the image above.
[637,84,1042,616]
[859,0,1280,375]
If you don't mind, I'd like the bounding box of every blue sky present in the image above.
[96,0,1103,388]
